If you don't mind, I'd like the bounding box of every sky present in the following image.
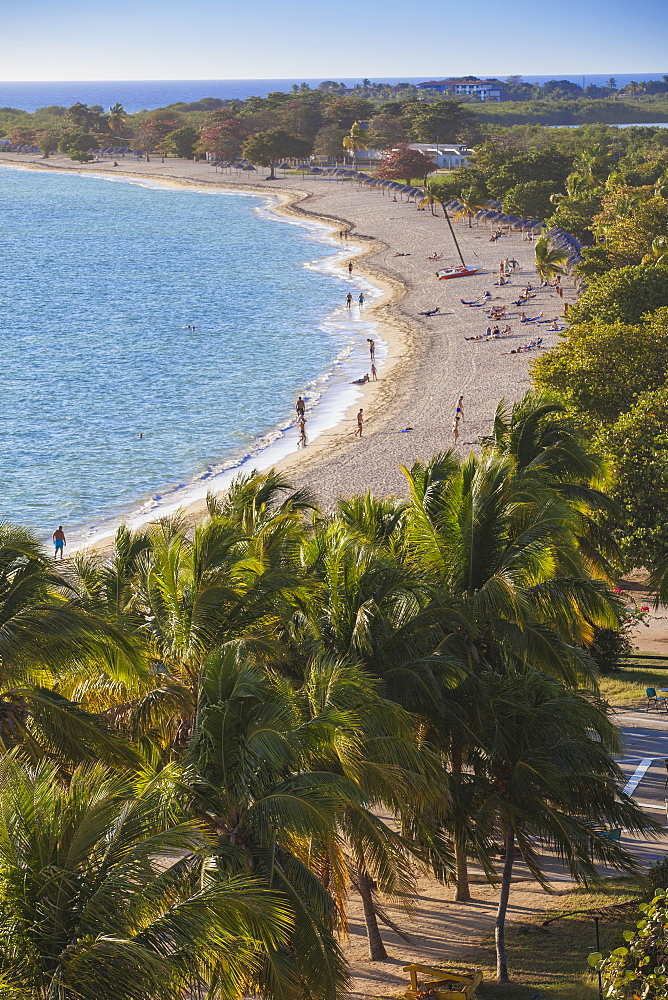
[2,0,666,81]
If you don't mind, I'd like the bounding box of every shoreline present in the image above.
[1,152,574,555]
[0,156,410,552]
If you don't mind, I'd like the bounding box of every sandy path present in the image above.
[0,153,573,510]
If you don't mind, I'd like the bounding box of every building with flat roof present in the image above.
[417,78,503,102]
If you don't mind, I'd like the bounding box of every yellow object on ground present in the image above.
[403,964,483,1000]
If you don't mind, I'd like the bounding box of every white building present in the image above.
[407,144,471,168]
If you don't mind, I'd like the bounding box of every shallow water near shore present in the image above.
[0,167,379,543]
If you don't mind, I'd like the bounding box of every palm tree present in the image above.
[342,122,367,168]
[107,103,127,136]
[470,669,658,982]
[0,524,139,764]
[0,753,293,1000]
[401,450,622,897]
[454,186,486,227]
[534,235,568,282]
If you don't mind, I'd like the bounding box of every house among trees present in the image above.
[417,78,504,101]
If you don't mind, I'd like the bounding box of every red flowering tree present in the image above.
[9,128,38,147]
[197,118,250,160]
[377,143,438,185]
[133,118,180,161]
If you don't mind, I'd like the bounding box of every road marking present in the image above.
[623,758,655,796]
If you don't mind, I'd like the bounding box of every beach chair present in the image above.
[646,687,667,711]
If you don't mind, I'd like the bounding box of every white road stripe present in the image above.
[623,758,655,796]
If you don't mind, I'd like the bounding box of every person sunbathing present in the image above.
[419,307,440,316]
[351,373,370,384]
[426,253,443,261]
[393,251,411,256]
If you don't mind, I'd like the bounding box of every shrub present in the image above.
[502,180,556,220]
[568,264,668,324]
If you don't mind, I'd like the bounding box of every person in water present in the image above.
[367,338,375,361]
[52,526,66,561]
[345,292,353,309]
[296,396,305,418]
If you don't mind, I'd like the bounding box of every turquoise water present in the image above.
[0,167,369,539]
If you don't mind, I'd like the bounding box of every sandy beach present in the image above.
[0,151,572,521]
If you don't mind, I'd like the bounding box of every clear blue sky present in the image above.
[3,0,665,81]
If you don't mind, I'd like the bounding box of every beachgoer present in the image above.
[348,260,353,274]
[355,408,364,437]
[53,526,66,561]
[296,396,305,417]
[345,292,353,309]
[297,416,307,449]
[351,374,370,385]
[452,414,460,444]
[456,395,464,421]
[139,432,143,439]
[358,292,365,308]
[371,364,377,380]
[367,338,375,361]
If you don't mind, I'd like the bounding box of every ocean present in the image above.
[0,75,665,113]
[0,166,378,543]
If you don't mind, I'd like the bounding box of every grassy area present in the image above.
[417,880,643,1000]
[598,660,668,708]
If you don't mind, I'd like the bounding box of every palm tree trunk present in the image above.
[358,869,388,961]
[451,738,471,902]
[495,830,515,983]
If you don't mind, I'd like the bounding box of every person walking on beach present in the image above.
[452,414,461,445]
[296,396,305,418]
[371,364,377,380]
[52,526,66,561]
[355,409,364,437]
[346,292,353,309]
[297,415,307,449]
[456,395,464,421]
[348,260,353,275]
[367,338,375,361]
[358,292,365,308]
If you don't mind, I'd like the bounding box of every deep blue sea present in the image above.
[0,76,665,113]
[0,166,375,542]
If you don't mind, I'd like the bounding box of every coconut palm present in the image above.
[0,752,293,1000]
[470,668,659,982]
[0,523,140,764]
[534,235,568,282]
[185,646,445,978]
[342,122,367,168]
[483,392,621,578]
[454,186,486,227]
[107,103,127,136]
[401,450,622,897]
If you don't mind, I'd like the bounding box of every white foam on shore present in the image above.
[60,177,386,552]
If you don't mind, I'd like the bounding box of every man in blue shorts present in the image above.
[53,526,66,561]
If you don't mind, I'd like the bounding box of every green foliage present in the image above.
[588,890,668,999]
[486,148,573,198]
[0,754,293,1000]
[602,387,668,568]
[242,128,312,177]
[644,857,668,898]
[568,265,668,324]
[502,180,557,219]
[58,132,98,153]
[589,625,634,674]
[531,309,668,423]
[159,125,199,158]
[405,99,481,144]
